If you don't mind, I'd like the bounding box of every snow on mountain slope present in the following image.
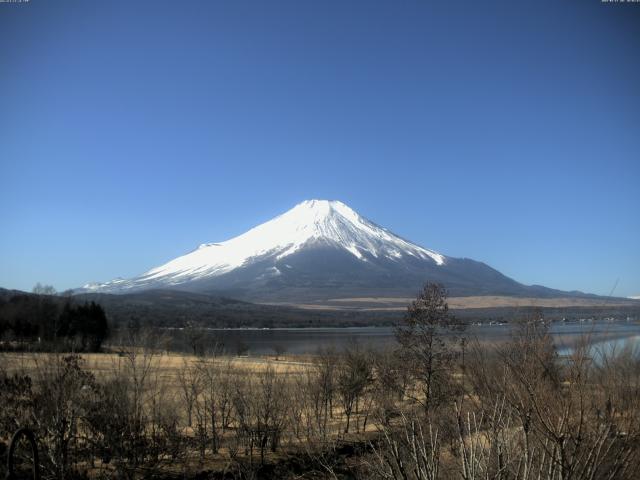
[83,200,446,293]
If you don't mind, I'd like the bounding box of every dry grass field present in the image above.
[269,295,640,311]
[0,350,313,377]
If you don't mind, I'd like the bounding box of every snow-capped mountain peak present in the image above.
[83,200,446,293]
[78,200,603,302]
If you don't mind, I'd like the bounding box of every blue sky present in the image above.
[1,0,639,296]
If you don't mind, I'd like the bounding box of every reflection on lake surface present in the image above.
[556,334,640,360]
[177,321,640,356]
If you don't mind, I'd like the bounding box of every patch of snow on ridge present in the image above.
[83,199,447,292]
[345,244,364,260]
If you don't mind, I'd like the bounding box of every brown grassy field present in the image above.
[1,350,313,375]
[269,295,640,310]
[446,295,640,308]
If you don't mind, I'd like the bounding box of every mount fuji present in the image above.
[80,200,586,302]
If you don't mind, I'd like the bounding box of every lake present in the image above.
[173,320,640,356]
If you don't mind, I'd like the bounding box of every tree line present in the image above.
[0,284,109,352]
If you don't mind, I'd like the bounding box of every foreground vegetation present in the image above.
[1,284,639,479]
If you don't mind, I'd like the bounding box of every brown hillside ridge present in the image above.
[270,295,640,311]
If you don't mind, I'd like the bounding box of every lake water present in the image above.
[183,320,640,356]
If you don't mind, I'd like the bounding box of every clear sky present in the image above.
[1,0,639,297]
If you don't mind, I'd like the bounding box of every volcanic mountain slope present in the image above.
[80,200,594,302]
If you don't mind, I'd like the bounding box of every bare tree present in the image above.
[396,283,463,414]
[233,366,291,465]
[103,328,163,475]
[272,344,287,361]
[196,355,235,454]
[32,283,57,296]
[372,347,411,426]
[337,341,373,434]
[183,321,205,356]
[176,358,201,428]
[368,410,441,480]
[31,354,96,480]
